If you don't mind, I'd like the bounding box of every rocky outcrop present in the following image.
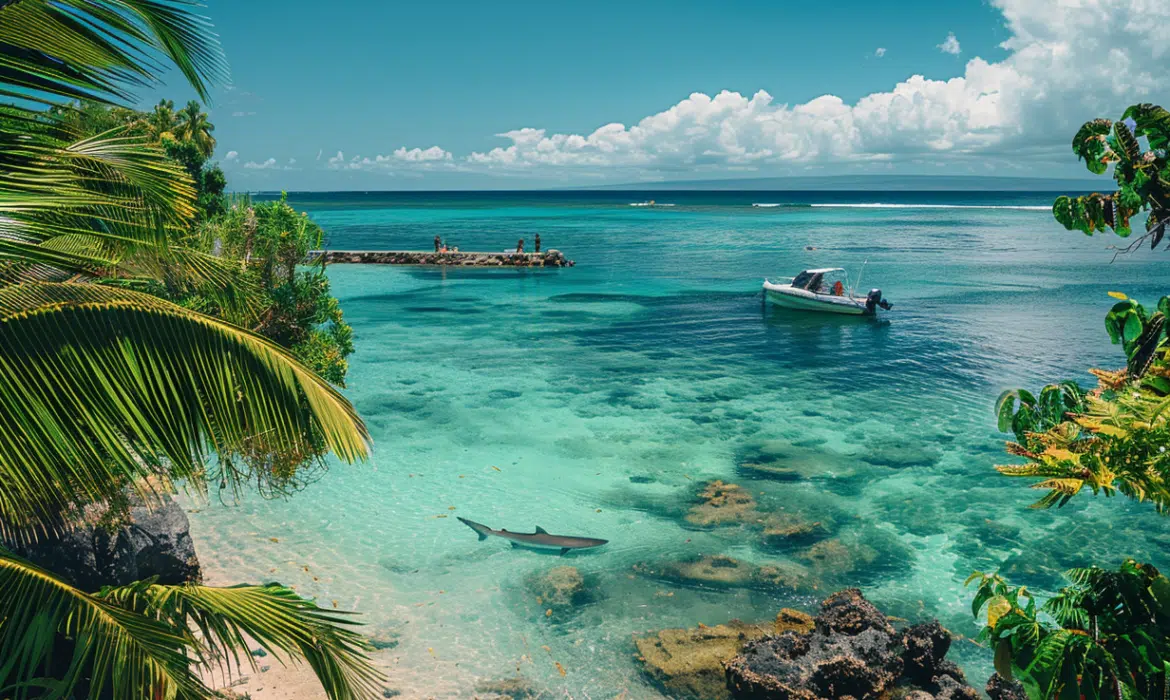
[635,610,815,700]
[7,492,201,591]
[316,249,574,267]
[725,589,979,700]
[985,673,1028,700]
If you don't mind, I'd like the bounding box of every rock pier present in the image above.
[312,249,574,267]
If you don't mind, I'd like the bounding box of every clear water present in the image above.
[187,191,1170,698]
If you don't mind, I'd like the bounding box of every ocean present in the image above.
[188,190,1170,698]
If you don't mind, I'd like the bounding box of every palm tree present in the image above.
[0,1,382,698]
[148,98,178,140]
[175,99,216,157]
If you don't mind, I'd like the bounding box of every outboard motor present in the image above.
[866,288,893,313]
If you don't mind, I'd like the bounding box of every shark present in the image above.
[457,517,608,555]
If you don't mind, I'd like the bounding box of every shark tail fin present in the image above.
[457,516,490,541]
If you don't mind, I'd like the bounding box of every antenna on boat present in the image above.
[851,259,868,298]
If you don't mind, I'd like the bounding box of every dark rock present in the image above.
[725,589,977,700]
[628,475,657,484]
[902,620,951,684]
[6,492,200,591]
[934,673,979,700]
[986,673,1027,700]
[817,589,894,637]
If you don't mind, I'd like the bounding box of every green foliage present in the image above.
[0,549,383,700]
[968,561,1170,700]
[994,292,1170,511]
[1054,103,1170,247]
[0,1,379,697]
[198,195,354,387]
[996,382,1086,444]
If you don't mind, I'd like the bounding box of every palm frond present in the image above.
[100,582,385,700]
[0,115,196,257]
[0,0,228,104]
[0,549,209,700]
[0,282,369,540]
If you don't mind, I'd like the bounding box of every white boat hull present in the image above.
[763,281,870,315]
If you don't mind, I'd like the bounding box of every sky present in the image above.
[140,0,1170,190]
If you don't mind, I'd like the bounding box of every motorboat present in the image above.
[763,268,892,316]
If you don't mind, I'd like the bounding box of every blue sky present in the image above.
[141,0,1169,189]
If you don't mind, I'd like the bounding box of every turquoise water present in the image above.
[188,192,1170,698]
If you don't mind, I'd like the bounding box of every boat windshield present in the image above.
[792,269,849,295]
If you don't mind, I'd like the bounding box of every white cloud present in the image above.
[875,47,887,58]
[325,146,454,171]
[393,146,453,162]
[231,111,256,117]
[243,157,277,170]
[316,148,323,161]
[288,158,297,165]
[224,150,238,161]
[937,32,961,55]
[449,0,1167,177]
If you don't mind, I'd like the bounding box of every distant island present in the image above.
[576,174,1105,192]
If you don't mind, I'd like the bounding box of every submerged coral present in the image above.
[685,480,759,528]
[632,554,812,592]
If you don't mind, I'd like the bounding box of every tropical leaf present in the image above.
[0,282,369,540]
[1073,119,1117,174]
[0,0,228,105]
[1114,121,1142,162]
[0,549,208,700]
[99,581,384,699]
[1123,103,1170,153]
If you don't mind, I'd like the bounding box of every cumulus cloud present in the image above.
[326,146,454,171]
[450,0,1168,176]
[393,146,453,162]
[231,111,256,117]
[224,150,238,161]
[243,157,277,170]
[874,47,887,58]
[937,32,961,55]
[288,158,297,165]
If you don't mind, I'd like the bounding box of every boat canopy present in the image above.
[791,268,849,293]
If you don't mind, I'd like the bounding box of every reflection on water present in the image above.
[187,193,1170,698]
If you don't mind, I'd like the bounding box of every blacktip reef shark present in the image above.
[457,517,608,555]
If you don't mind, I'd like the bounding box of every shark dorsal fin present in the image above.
[534,526,548,535]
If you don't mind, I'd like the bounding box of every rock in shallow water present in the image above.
[634,609,815,700]
[632,554,812,592]
[525,565,595,613]
[685,480,759,528]
[724,589,979,700]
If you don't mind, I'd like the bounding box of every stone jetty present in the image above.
[312,249,574,267]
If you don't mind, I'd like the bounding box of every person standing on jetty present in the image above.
[434,234,442,252]
[534,233,541,253]
[516,238,524,253]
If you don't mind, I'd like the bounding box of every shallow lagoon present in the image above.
[188,192,1170,697]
